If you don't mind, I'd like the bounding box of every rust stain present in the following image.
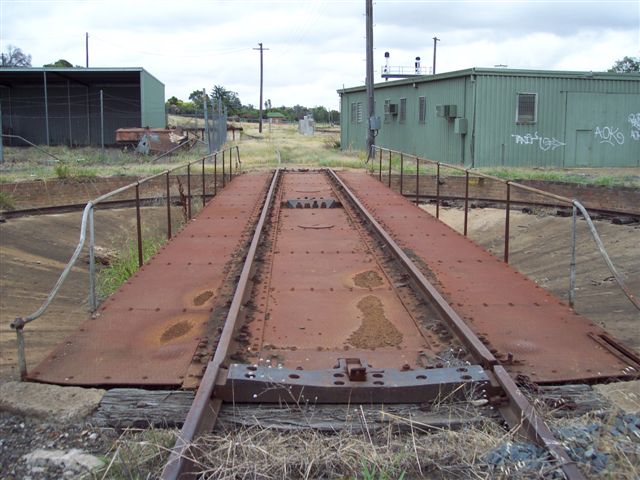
[160,320,193,343]
[353,270,384,289]
[348,295,403,349]
[193,290,214,306]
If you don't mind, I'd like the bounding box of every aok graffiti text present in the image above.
[594,126,624,146]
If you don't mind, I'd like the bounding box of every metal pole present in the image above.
[99,89,104,154]
[85,32,89,68]
[365,0,375,159]
[222,149,226,188]
[464,171,469,236]
[388,150,392,188]
[236,145,241,172]
[432,37,440,75]
[569,204,577,307]
[201,158,206,206]
[203,90,212,155]
[399,152,403,195]
[187,164,192,219]
[67,81,72,147]
[415,157,420,205]
[228,149,232,182]
[504,182,511,263]
[254,43,268,134]
[135,183,143,268]
[43,71,50,146]
[436,163,440,219]
[16,327,27,380]
[378,147,382,182]
[88,206,96,312]
[0,101,3,164]
[166,171,172,240]
[214,153,218,195]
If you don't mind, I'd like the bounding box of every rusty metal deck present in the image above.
[28,173,271,387]
[338,171,639,383]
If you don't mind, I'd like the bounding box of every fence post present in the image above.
[415,157,420,206]
[388,150,392,188]
[464,171,469,236]
[569,204,577,307]
[222,149,226,188]
[166,171,172,240]
[399,153,403,195]
[436,163,440,219]
[187,164,192,219]
[202,158,206,206]
[135,183,143,268]
[378,148,382,182]
[99,89,104,154]
[88,205,96,312]
[229,148,232,182]
[504,182,511,263]
[214,153,218,195]
[236,146,241,172]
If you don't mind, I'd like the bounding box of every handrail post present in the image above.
[214,153,218,195]
[201,158,206,207]
[378,148,382,181]
[222,149,226,188]
[388,150,392,188]
[400,153,404,195]
[415,157,420,206]
[569,204,577,307]
[187,164,192,220]
[88,206,97,311]
[229,148,232,182]
[15,322,27,379]
[236,145,241,173]
[166,171,172,240]
[504,182,511,263]
[464,171,469,237]
[135,183,143,268]
[436,162,440,219]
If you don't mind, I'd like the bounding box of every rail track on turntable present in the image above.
[27,168,639,480]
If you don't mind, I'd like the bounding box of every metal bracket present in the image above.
[339,357,368,381]
[286,197,338,209]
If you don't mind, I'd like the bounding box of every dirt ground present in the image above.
[0,202,638,382]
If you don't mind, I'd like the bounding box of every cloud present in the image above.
[1,0,638,108]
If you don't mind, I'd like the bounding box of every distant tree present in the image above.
[1,45,32,67]
[608,56,640,73]
[43,59,74,68]
[188,90,206,110]
[210,85,242,115]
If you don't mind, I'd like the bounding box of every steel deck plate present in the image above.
[338,171,638,383]
[28,173,271,387]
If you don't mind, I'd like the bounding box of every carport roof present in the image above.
[0,67,162,87]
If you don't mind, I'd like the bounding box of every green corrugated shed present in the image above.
[339,68,640,167]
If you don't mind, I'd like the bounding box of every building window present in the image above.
[516,93,537,124]
[350,102,357,124]
[384,99,391,123]
[399,98,407,123]
[418,96,426,124]
[356,102,363,123]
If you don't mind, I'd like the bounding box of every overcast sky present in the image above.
[1,0,638,109]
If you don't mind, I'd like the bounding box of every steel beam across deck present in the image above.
[27,172,272,387]
[337,171,639,384]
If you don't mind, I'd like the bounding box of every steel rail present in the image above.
[161,169,281,480]
[330,168,586,480]
[327,168,497,368]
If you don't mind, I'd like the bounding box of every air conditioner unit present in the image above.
[436,104,449,117]
[389,103,398,115]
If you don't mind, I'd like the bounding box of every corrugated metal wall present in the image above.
[340,70,640,168]
[140,70,166,128]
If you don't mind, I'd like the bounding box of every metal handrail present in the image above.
[371,145,639,312]
[11,145,242,379]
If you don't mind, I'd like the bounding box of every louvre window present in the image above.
[350,102,357,124]
[418,96,426,124]
[516,93,537,124]
[384,99,391,123]
[356,102,363,123]
[399,98,407,123]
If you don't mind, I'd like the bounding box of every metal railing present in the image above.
[11,145,241,379]
[370,145,639,312]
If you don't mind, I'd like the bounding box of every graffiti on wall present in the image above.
[510,132,566,151]
[594,126,625,146]
[628,113,640,141]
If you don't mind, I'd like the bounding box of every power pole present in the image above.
[253,43,269,133]
[86,32,89,68]
[365,0,375,158]
[432,36,440,75]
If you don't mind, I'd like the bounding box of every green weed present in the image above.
[0,191,16,210]
[97,237,165,298]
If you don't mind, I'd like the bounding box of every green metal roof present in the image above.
[267,112,286,118]
[338,67,640,94]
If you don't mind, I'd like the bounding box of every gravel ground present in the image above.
[0,411,119,479]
